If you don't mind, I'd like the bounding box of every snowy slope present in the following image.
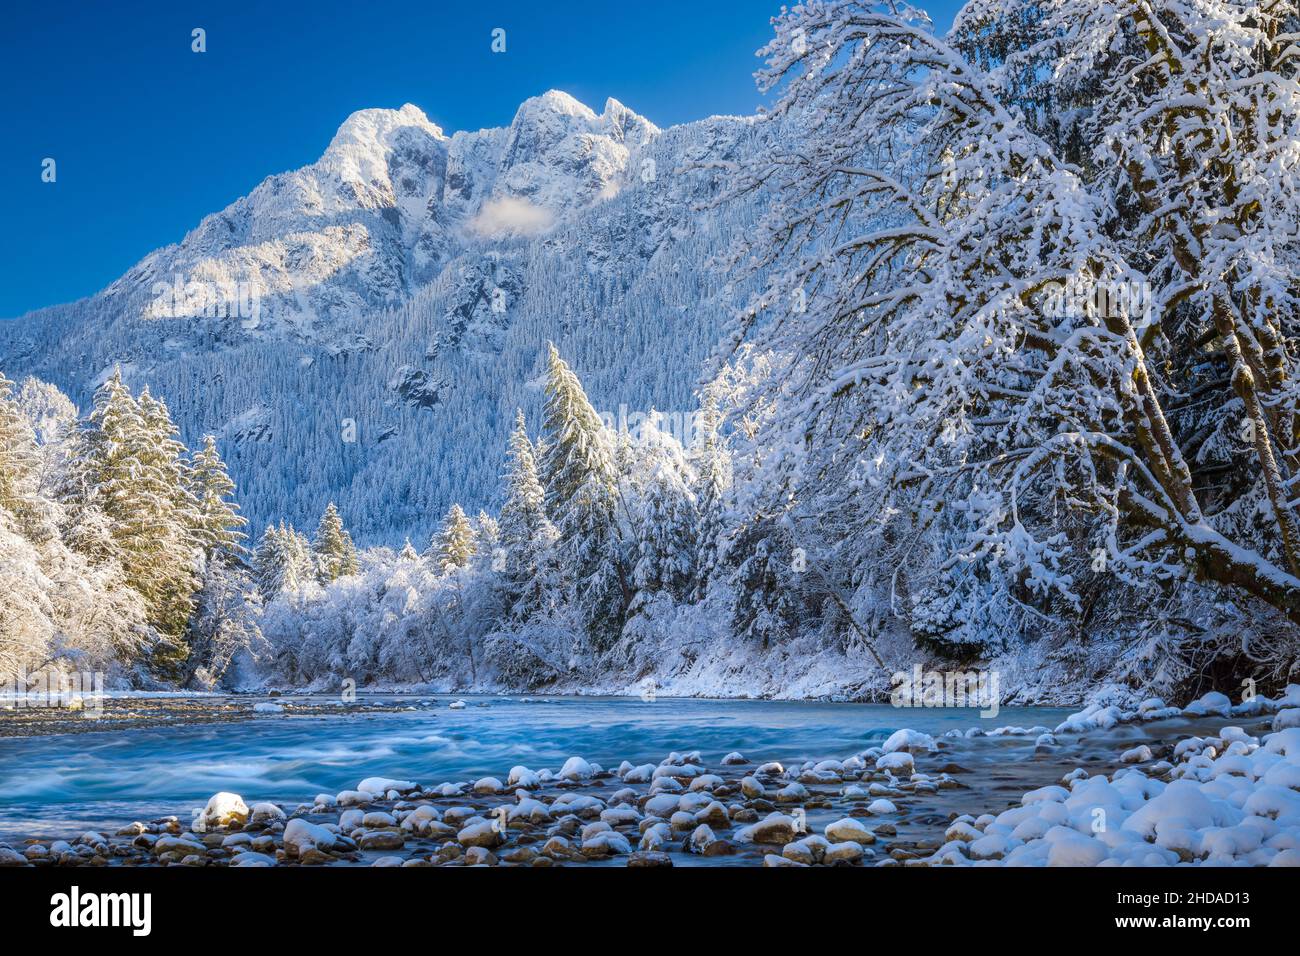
[0,92,771,544]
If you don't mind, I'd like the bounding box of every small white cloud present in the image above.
[467,196,554,238]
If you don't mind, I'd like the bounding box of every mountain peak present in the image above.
[325,103,446,157]
[516,89,598,123]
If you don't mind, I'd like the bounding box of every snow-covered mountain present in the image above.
[0,91,770,544]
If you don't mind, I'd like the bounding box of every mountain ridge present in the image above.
[0,90,772,546]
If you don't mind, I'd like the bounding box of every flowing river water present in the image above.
[0,694,1251,851]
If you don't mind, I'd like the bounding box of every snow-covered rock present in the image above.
[200,792,249,829]
[881,729,935,754]
[283,819,337,857]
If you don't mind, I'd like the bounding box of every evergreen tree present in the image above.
[399,538,420,561]
[282,522,316,589]
[0,373,40,532]
[254,521,318,596]
[187,434,246,564]
[632,465,696,606]
[539,344,629,649]
[313,502,358,583]
[689,386,731,600]
[64,370,200,674]
[428,502,476,574]
[498,409,560,619]
[472,509,500,568]
[252,525,287,597]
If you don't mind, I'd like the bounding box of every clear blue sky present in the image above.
[0,0,962,318]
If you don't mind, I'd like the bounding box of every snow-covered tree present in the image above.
[540,344,630,649]
[711,0,1300,689]
[428,502,476,574]
[688,384,732,600]
[313,502,358,583]
[629,413,698,609]
[497,409,561,620]
[60,371,201,676]
[186,561,263,689]
[187,434,246,564]
[254,522,316,597]
[0,372,40,525]
[469,509,502,578]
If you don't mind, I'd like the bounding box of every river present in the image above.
[1,693,1205,844]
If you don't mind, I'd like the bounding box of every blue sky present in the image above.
[1,0,962,317]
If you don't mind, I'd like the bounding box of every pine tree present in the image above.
[399,538,420,561]
[498,409,560,619]
[539,344,629,649]
[472,509,499,567]
[689,386,731,600]
[63,370,200,674]
[187,434,246,564]
[282,522,316,589]
[0,372,40,529]
[429,502,476,574]
[313,502,358,584]
[727,524,800,650]
[252,525,287,597]
[254,521,317,596]
[632,466,696,606]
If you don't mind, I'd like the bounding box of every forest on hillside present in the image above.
[3,0,1299,705]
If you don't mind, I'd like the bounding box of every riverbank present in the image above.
[0,693,407,739]
[2,690,1296,867]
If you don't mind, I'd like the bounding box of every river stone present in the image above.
[442,806,479,827]
[283,819,336,857]
[628,850,674,867]
[694,801,730,827]
[201,792,250,829]
[825,818,875,844]
[434,844,462,863]
[541,836,578,860]
[359,830,405,851]
[502,846,536,864]
[154,836,206,856]
[456,820,503,848]
[582,831,632,857]
[825,841,865,864]
[746,813,797,845]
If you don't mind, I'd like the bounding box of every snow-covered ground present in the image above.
[924,688,1300,866]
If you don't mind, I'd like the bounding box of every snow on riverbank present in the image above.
[925,688,1300,866]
